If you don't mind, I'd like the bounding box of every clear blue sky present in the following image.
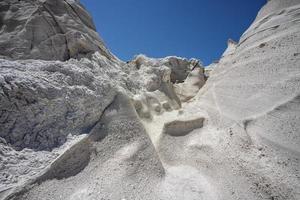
[80,0,266,65]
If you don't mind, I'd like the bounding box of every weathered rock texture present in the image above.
[1,0,300,200]
[129,55,205,119]
[193,0,300,199]
[0,32,204,198]
[0,0,116,61]
[163,117,204,137]
[3,93,164,200]
[0,56,117,151]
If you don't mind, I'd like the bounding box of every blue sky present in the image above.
[80,0,266,65]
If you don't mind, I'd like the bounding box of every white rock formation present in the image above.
[0,0,299,200]
[0,0,117,61]
[0,56,116,151]
[221,39,237,57]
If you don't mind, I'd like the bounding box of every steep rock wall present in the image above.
[0,0,117,61]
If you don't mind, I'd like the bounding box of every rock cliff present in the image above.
[0,0,117,61]
[0,0,299,200]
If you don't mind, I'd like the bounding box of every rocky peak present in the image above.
[0,0,117,61]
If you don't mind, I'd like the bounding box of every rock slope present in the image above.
[0,0,117,61]
[0,0,300,200]
[194,0,300,198]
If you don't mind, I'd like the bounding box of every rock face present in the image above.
[0,55,117,151]
[221,39,237,57]
[0,0,116,61]
[0,24,205,198]
[129,55,206,119]
[1,0,300,200]
[162,117,204,137]
[3,93,164,200]
[194,0,300,199]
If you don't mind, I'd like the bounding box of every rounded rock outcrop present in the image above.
[0,0,117,61]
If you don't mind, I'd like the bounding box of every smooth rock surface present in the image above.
[194,0,300,199]
[0,0,117,61]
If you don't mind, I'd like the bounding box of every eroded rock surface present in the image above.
[163,117,204,137]
[194,0,300,199]
[1,0,300,200]
[0,0,117,61]
[129,55,205,119]
[4,93,164,200]
[0,56,116,151]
